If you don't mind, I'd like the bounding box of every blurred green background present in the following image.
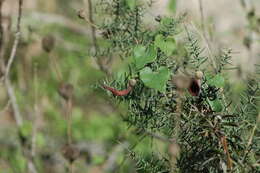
[0,0,259,172]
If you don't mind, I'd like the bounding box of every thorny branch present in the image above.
[1,0,38,172]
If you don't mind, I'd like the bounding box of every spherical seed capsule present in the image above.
[77,9,86,19]
[42,35,55,53]
[61,144,80,163]
[243,35,252,49]
[58,82,74,100]
[195,71,203,80]
[129,79,137,87]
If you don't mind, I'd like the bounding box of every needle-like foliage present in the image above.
[99,0,260,172]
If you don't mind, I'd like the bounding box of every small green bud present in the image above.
[195,71,203,80]
[129,79,137,87]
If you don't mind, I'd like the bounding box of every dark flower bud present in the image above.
[61,144,80,163]
[58,82,74,100]
[77,9,86,19]
[42,35,55,53]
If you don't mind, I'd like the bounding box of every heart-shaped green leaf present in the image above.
[154,34,176,56]
[140,67,170,92]
[207,74,225,88]
[133,45,157,70]
[208,99,223,112]
[126,0,136,10]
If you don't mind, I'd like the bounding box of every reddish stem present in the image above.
[102,85,133,96]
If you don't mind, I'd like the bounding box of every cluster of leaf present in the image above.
[99,0,259,172]
[100,0,182,131]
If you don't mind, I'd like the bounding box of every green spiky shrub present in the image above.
[96,0,260,172]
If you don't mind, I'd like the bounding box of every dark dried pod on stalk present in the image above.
[155,15,161,22]
[42,35,55,53]
[77,9,86,19]
[61,144,80,163]
[243,35,252,49]
[58,83,74,100]
[247,8,255,19]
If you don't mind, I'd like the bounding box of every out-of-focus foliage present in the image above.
[0,0,259,173]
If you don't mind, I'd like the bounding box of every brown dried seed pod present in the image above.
[243,35,252,49]
[42,35,55,53]
[58,83,74,100]
[247,8,255,18]
[61,144,80,163]
[77,9,86,19]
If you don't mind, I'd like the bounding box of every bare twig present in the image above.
[31,62,38,157]
[5,78,23,126]
[5,32,20,77]
[103,142,128,172]
[59,83,74,173]
[4,0,23,127]
[0,0,4,57]
[198,0,205,36]
[78,9,99,29]
[220,136,233,170]
[28,161,37,173]
[69,163,73,173]
[0,0,5,80]
[66,98,73,145]
[50,53,62,82]
[0,99,10,115]
[29,11,91,35]
[1,1,39,172]
[84,0,110,74]
[246,114,259,147]
[242,113,260,161]
[86,0,98,54]
[66,98,74,173]
[5,0,22,78]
